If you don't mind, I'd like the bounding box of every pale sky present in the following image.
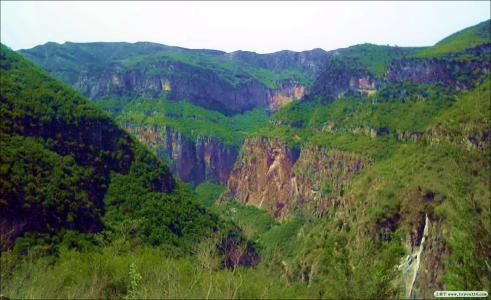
[1,1,490,53]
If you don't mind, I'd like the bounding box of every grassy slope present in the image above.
[331,43,423,77]
[1,244,313,299]
[414,19,490,58]
[117,98,269,147]
[194,181,226,207]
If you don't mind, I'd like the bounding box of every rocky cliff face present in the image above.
[20,42,330,115]
[269,79,306,111]
[226,48,329,76]
[83,65,309,114]
[386,55,490,89]
[227,137,368,219]
[123,122,238,185]
[227,138,299,219]
[83,61,273,115]
[307,43,491,103]
[308,58,379,101]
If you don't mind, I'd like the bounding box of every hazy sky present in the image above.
[1,1,490,53]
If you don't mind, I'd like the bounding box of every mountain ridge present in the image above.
[1,19,489,299]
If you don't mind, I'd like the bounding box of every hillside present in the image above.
[225,20,490,298]
[19,42,329,115]
[1,19,490,299]
[0,44,230,255]
[19,41,423,186]
[117,98,269,184]
[414,19,490,58]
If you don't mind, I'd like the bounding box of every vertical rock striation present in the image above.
[123,123,238,185]
[227,137,368,219]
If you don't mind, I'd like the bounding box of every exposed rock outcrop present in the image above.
[227,137,368,219]
[123,123,238,185]
[269,80,306,111]
[386,54,490,89]
[308,58,380,101]
[425,122,490,152]
[226,48,329,76]
[221,235,260,268]
[20,42,330,115]
[90,61,273,115]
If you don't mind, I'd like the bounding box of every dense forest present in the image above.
[1,19,490,299]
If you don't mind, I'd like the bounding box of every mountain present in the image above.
[225,20,490,298]
[2,19,490,299]
[415,19,490,58]
[17,43,333,185]
[19,41,424,186]
[0,44,229,254]
[19,42,330,115]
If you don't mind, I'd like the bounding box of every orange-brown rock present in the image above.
[227,137,369,219]
[269,81,305,111]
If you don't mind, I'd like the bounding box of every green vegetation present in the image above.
[1,243,312,299]
[211,197,278,242]
[0,43,224,254]
[194,181,226,207]
[331,43,423,77]
[414,19,490,58]
[20,41,318,95]
[432,77,490,141]
[256,85,450,152]
[118,98,269,146]
[2,20,491,299]
[93,97,134,115]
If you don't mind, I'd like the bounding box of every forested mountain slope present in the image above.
[0,44,230,255]
[1,19,489,300]
[19,42,329,115]
[225,19,490,298]
[19,40,423,186]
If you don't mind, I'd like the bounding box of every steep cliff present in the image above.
[307,42,490,105]
[87,60,272,114]
[224,21,490,297]
[19,42,330,115]
[227,138,298,219]
[386,50,490,89]
[115,98,268,185]
[269,79,306,111]
[308,58,379,101]
[227,137,368,219]
[123,123,238,185]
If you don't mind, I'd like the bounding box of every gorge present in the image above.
[1,18,490,299]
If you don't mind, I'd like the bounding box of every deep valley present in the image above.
[1,17,490,299]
